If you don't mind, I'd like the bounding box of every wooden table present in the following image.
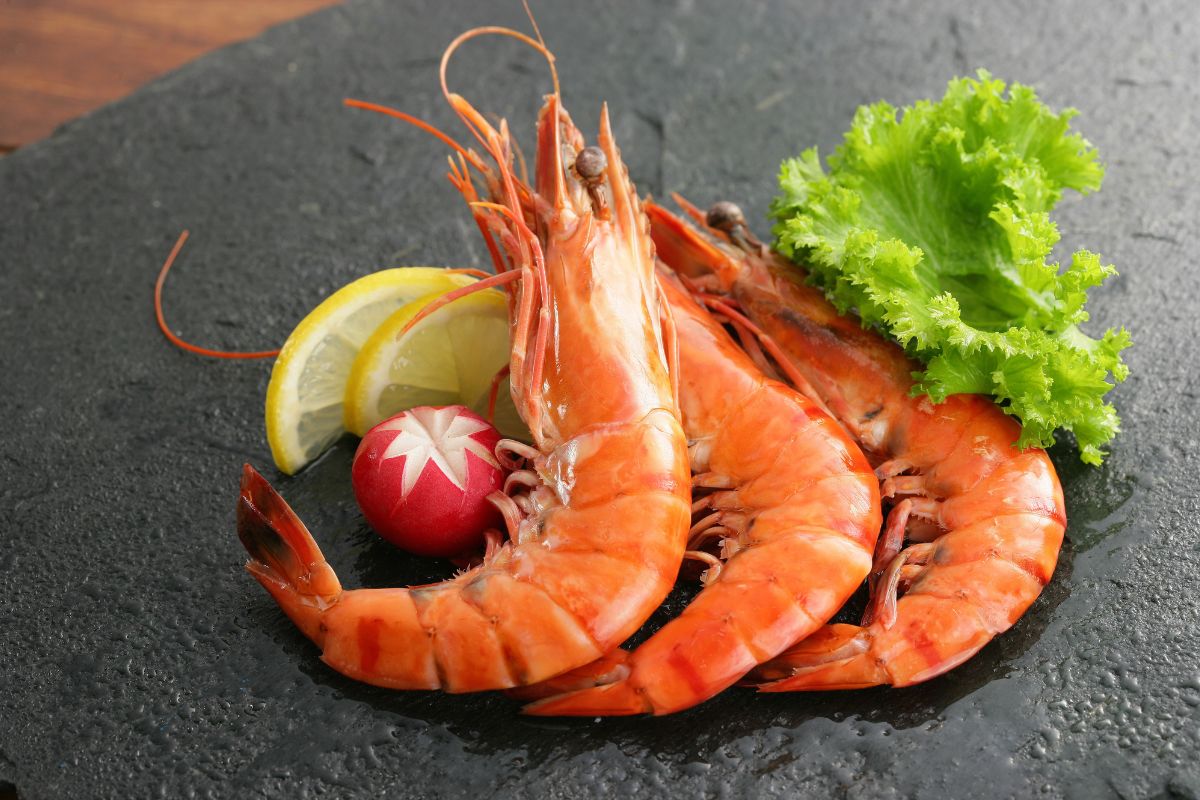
[0,0,342,152]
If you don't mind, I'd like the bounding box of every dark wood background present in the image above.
[0,0,341,152]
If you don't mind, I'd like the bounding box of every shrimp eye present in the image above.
[574,146,607,181]
[706,201,745,233]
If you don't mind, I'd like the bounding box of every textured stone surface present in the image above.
[1,0,1198,797]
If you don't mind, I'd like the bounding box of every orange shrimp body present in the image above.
[235,31,690,694]
[515,270,880,716]
[649,199,1066,690]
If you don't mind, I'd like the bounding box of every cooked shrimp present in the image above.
[511,269,880,715]
[236,28,691,693]
[649,198,1066,690]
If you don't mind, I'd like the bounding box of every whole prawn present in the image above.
[649,198,1066,690]
[511,269,881,716]
[236,27,691,693]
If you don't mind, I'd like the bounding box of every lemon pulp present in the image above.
[345,288,528,441]
[265,268,476,474]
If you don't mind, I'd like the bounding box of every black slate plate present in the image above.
[2,1,1198,797]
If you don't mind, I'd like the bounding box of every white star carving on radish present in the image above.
[378,406,502,497]
[351,405,508,558]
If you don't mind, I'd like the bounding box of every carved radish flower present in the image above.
[351,405,506,557]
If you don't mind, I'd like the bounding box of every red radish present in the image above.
[352,405,506,557]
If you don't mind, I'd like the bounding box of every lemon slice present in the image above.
[266,268,477,474]
[345,289,529,441]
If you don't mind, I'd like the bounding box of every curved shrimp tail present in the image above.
[237,464,342,643]
[521,675,651,717]
[750,624,888,692]
[506,649,630,703]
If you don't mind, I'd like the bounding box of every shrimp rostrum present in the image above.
[236,28,691,693]
[649,198,1067,690]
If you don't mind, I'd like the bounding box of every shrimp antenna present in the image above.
[439,25,559,151]
[154,232,492,360]
[521,0,557,96]
[154,231,280,360]
[342,99,487,173]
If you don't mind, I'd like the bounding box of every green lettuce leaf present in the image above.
[770,70,1130,465]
